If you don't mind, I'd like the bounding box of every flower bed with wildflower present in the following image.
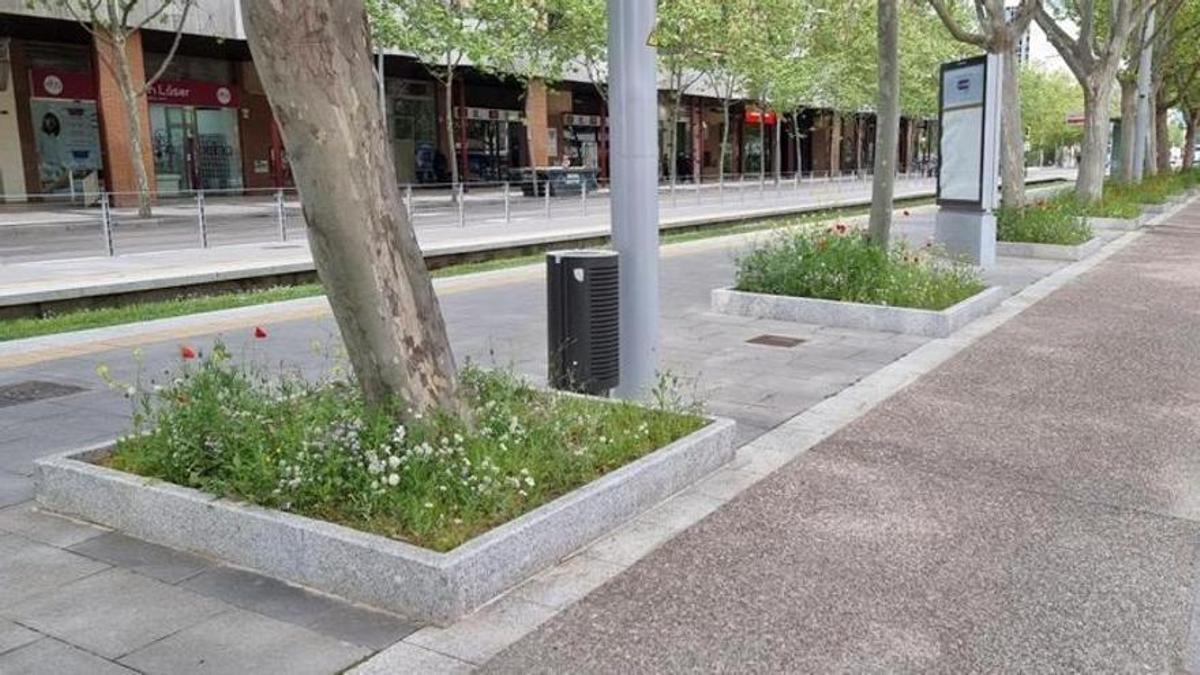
[733,223,985,311]
[102,346,705,552]
[997,199,1094,246]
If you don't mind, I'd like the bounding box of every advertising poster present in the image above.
[938,61,986,204]
[31,99,102,194]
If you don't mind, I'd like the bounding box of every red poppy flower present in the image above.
[180,345,197,360]
[254,326,268,339]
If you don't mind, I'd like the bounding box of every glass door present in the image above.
[150,105,194,194]
[193,107,244,191]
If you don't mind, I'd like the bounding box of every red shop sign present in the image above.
[744,109,777,125]
[30,68,96,100]
[147,79,240,108]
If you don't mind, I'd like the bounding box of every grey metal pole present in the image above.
[100,192,115,256]
[275,189,287,241]
[544,179,551,217]
[197,190,208,248]
[581,179,588,216]
[1133,10,1154,181]
[503,181,511,224]
[405,184,414,224]
[608,0,659,399]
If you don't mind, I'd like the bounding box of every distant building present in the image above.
[0,0,937,205]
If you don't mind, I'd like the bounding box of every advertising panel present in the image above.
[31,99,102,194]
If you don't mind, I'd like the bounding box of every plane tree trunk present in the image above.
[242,0,464,417]
[1077,75,1118,203]
[999,48,1026,207]
[1185,109,1198,169]
[1119,77,1138,181]
[868,0,899,246]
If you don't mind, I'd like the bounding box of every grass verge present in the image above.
[104,351,704,552]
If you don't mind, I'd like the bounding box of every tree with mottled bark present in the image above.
[868,0,900,246]
[927,0,1040,209]
[242,0,464,417]
[44,0,194,217]
[1035,0,1157,203]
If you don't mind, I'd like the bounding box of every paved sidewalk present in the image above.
[482,200,1200,671]
[0,195,1161,673]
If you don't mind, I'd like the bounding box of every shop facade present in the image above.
[1,8,928,203]
[148,77,244,194]
[0,23,286,203]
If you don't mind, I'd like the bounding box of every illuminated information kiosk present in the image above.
[934,54,1002,267]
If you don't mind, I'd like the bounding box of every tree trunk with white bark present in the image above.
[106,32,153,218]
[1077,76,1117,202]
[443,66,459,191]
[242,0,463,416]
[999,49,1026,208]
[1154,94,1170,174]
[1119,77,1138,181]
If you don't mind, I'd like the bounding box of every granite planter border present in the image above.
[711,285,1006,338]
[996,236,1104,261]
[1087,216,1141,231]
[35,416,736,626]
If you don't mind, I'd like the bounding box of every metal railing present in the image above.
[0,171,947,262]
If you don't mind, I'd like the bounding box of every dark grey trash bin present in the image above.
[546,250,619,395]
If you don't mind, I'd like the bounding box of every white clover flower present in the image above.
[523,476,536,487]
[423,502,434,509]
[387,455,402,469]
[518,489,528,497]
[368,461,384,475]
[387,473,400,487]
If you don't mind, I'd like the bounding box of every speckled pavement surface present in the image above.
[483,203,1200,673]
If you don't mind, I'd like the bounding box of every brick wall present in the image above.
[524,79,549,167]
[238,61,275,191]
[93,30,155,205]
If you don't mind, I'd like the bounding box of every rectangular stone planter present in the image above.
[996,236,1104,261]
[35,417,736,625]
[711,285,1006,338]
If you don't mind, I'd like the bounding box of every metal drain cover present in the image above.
[746,334,806,348]
[0,381,88,408]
